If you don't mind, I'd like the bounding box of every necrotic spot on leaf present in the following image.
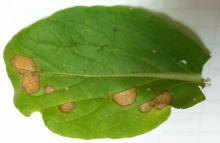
[60,102,75,113]
[44,85,55,94]
[139,91,172,113]
[11,55,36,72]
[153,91,172,109]
[139,101,153,113]
[22,71,39,93]
[11,55,39,94]
[113,88,136,106]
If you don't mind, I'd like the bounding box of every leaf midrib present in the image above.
[42,72,202,83]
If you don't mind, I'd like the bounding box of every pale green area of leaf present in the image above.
[4,6,210,139]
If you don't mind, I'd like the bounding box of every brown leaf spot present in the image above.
[153,91,172,109]
[60,102,75,113]
[113,88,136,106]
[11,55,36,72]
[22,71,39,93]
[139,101,153,113]
[44,85,54,94]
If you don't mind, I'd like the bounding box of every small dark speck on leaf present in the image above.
[113,27,118,32]
[97,44,109,52]
[73,42,78,46]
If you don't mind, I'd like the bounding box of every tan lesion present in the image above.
[153,91,172,109]
[44,85,55,94]
[11,55,36,72]
[60,102,75,113]
[113,88,136,106]
[11,55,39,94]
[139,91,172,113]
[139,101,153,113]
[22,71,39,93]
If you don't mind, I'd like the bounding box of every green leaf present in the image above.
[4,6,210,139]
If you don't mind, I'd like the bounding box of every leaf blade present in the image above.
[4,6,210,139]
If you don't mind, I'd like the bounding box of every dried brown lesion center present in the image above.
[139,101,154,113]
[153,91,172,109]
[139,91,172,113]
[11,55,39,94]
[60,102,75,113]
[113,88,136,106]
[44,85,55,94]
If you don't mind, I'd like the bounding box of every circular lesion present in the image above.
[44,85,55,94]
[60,102,75,113]
[112,88,137,106]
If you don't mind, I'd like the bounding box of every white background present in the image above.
[0,0,220,143]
